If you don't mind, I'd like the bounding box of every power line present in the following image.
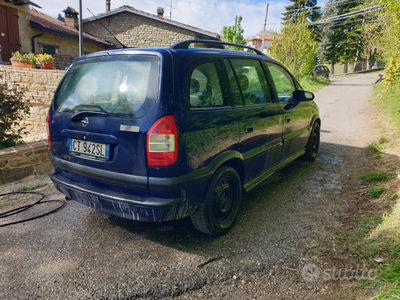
[284,0,363,13]
[308,6,383,25]
[310,10,381,29]
[211,18,236,32]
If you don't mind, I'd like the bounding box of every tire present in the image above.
[191,167,242,236]
[304,122,320,161]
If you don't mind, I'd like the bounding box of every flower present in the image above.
[35,53,55,63]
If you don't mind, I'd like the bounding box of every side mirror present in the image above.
[293,90,315,101]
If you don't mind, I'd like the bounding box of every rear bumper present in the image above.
[49,172,197,222]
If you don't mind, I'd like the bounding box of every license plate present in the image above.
[69,139,110,161]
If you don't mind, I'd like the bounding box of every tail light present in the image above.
[46,112,52,148]
[146,115,179,167]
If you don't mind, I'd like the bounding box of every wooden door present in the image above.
[0,4,20,62]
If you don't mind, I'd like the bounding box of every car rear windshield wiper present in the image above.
[70,111,108,122]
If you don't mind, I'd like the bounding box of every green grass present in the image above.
[368,185,386,198]
[369,137,389,153]
[347,200,400,297]
[375,260,400,299]
[366,70,385,75]
[11,183,48,192]
[344,78,400,299]
[299,75,330,93]
[360,171,395,183]
[375,80,400,130]
[360,171,394,199]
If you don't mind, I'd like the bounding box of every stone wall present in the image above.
[0,66,65,142]
[0,140,52,185]
[83,11,196,48]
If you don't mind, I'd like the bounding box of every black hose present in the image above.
[0,191,66,227]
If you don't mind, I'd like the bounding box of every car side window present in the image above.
[223,59,244,106]
[266,62,296,102]
[229,59,272,105]
[189,62,225,108]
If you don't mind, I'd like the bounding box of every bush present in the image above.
[0,81,30,148]
[299,76,330,93]
[384,54,400,87]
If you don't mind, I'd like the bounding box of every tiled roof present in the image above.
[83,5,219,39]
[4,0,41,8]
[30,9,111,47]
[249,34,281,41]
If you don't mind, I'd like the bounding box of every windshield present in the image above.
[54,55,160,118]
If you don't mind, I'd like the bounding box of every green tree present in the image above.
[282,0,322,23]
[282,0,322,41]
[222,16,246,51]
[378,0,400,85]
[338,0,365,69]
[269,14,317,79]
[317,0,366,72]
[355,0,382,70]
[316,0,338,68]
[57,13,65,22]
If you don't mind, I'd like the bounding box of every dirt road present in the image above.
[0,73,381,299]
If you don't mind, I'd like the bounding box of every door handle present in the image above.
[245,126,253,133]
[285,116,291,123]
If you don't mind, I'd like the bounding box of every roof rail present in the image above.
[170,39,266,56]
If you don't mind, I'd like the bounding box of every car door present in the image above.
[174,57,240,174]
[265,61,312,160]
[223,57,284,186]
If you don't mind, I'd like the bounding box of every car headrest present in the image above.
[190,79,200,94]
[237,74,249,91]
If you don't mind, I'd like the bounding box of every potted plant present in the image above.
[35,53,55,69]
[10,52,36,68]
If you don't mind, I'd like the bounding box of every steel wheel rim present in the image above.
[311,128,319,156]
[212,178,234,223]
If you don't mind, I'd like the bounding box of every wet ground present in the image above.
[0,74,383,299]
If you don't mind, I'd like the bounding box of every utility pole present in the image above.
[261,3,269,53]
[79,0,83,57]
[170,0,173,20]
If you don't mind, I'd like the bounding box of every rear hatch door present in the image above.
[50,53,161,195]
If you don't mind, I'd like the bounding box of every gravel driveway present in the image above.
[0,73,380,299]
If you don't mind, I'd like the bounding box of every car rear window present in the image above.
[54,55,160,118]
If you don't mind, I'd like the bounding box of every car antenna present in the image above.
[87,8,127,49]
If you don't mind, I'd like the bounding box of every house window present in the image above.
[42,45,56,55]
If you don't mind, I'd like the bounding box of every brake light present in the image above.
[146,115,179,167]
[46,112,52,148]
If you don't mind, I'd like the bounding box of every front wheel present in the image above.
[303,122,320,161]
[191,167,242,236]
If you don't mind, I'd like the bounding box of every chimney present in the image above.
[157,7,164,17]
[63,6,79,30]
[106,0,111,12]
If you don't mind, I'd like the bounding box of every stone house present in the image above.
[30,8,111,69]
[0,0,40,62]
[1,0,219,69]
[83,5,220,48]
[246,34,281,54]
[0,0,111,68]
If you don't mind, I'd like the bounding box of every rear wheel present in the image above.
[304,122,320,161]
[191,167,241,236]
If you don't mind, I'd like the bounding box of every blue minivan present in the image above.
[48,40,320,235]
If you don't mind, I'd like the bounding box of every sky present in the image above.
[32,0,327,38]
